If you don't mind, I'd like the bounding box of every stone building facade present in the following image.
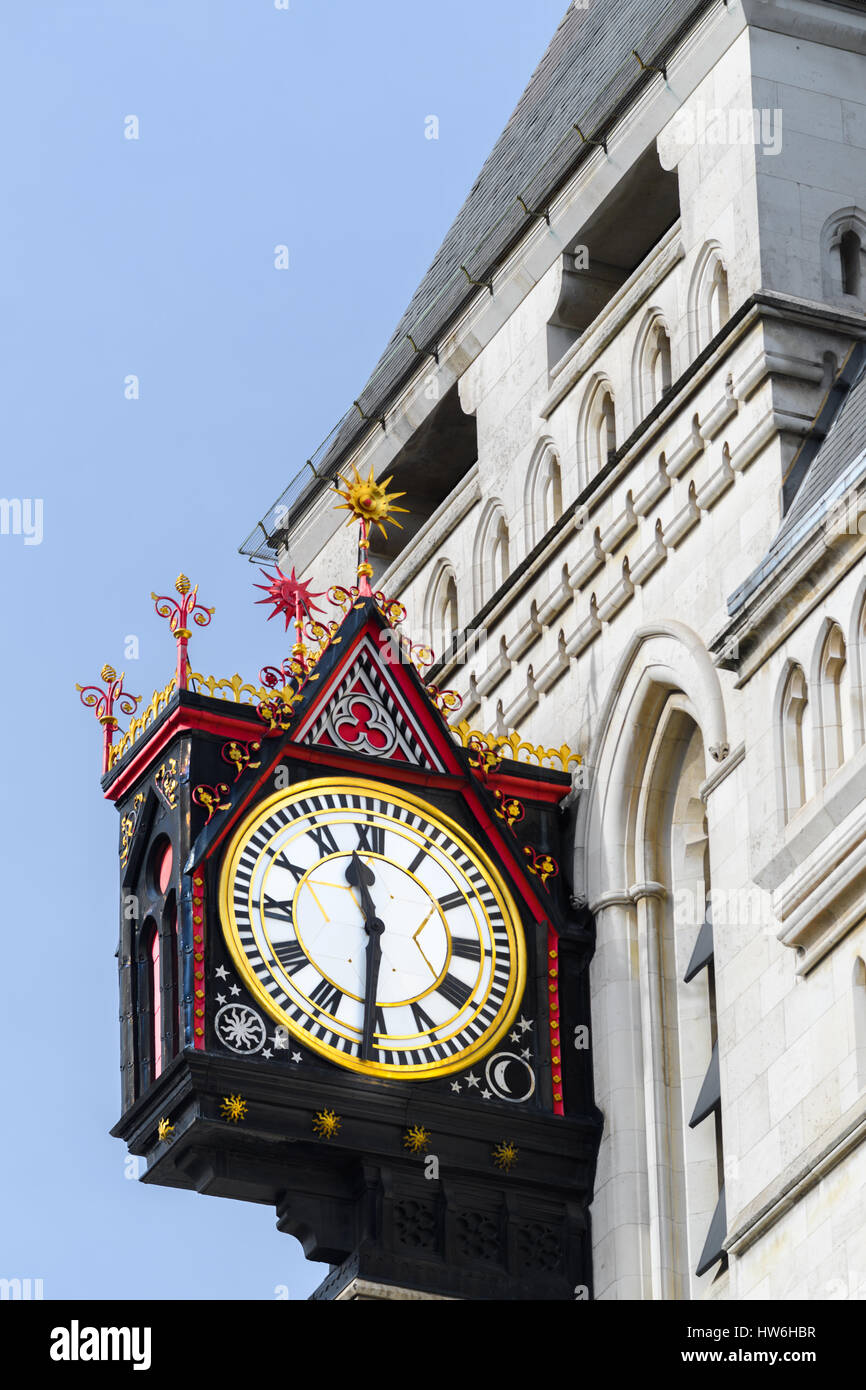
[243,0,866,1299]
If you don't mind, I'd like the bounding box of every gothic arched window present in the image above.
[526,440,563,547]
[816,623,847,784]
[821,208,866,304]
[689,244,730,356]
[780,664,809,820]
[581,380,617,483]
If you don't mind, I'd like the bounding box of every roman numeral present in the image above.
[410,1001,437,1033]
[438,889,466,912]
[274,940,308,975]
[357,821,386,855]
[407,847,427,875]
[307,821,339,857]
[277,855,307,884]
[309,977,343,1014]
[450,937,482,962]
[259,895,294,921]
[436,973,474,1011]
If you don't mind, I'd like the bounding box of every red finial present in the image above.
[151,574,214,691]
[76,664,142,773]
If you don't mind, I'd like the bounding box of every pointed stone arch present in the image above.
[572,623,730,1299]
[473,499,511,610]
[524,436,564,548]
[632,308,674,423]
[688,242,730,357]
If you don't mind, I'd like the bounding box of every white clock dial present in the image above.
[218,778,526,1078]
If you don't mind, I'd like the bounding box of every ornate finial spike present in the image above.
[75,666,141,773]
[152,573,214,691]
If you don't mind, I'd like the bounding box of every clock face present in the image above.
[217,777,526,1078]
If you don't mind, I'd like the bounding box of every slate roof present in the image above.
[728,342,866,615]
[241,0,717,556]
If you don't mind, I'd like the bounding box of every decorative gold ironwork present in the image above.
[108,675,177,770]
[466,735,504,778]
[119,792,145,866]
[403,1125,431,1155]
[492,1140,519,1172]
[154,759,179,808]
[523,846,559,889]
[427,684,463,716]
[494,791,525,830]
[187,670,267,704]
[312,1108,342,1140]
[220,1094,247,1123]
[453,721,581,773]
[192,783,231,825]
[221,740,262,782]
[157,1117,175,1142]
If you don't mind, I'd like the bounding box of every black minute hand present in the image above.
[346,851,385,1062]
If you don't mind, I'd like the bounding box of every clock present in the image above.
[217,776,527,1078]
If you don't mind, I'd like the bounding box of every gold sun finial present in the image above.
[332,463,408,539]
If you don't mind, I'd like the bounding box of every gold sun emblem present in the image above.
[403,1125,432,1155]
[157,1117,175,1142]
[312,1108,342,1140]
[220,1094,247,1124]
[332,463,408,538]
[492,1141,519,1172]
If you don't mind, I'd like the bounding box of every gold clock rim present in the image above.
[216,775,528,1080]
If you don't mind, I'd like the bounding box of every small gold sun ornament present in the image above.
[492,1141,519,1172]
[312,1109,342,1140]
[332,463,408,539]
[157,1117,175,1143]
[220,1094,247,1124]
[403,1125,432,1155]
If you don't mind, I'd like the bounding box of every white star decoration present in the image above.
[521,1048,532,1060]
[291,1051,302,1064]
[216,992,226,1005]
[481,1089,492,1100]
[272,1030,288,1050]
[229,984,240,997]
[518,1015,533,1034]
[262,1048,272,1060]
[510,1030,520,1043]
[450,1081,462,1093]
[466,1072,480,1089]
[215,965,229,980]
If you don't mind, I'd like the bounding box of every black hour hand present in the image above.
[346,851,381,931]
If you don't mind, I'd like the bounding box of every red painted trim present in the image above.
[486,772,569,806]
[104,705,275,803]
[547,924,564,1117]
[192,871,206,1050]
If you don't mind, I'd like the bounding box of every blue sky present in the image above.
[0,0,566,1299]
